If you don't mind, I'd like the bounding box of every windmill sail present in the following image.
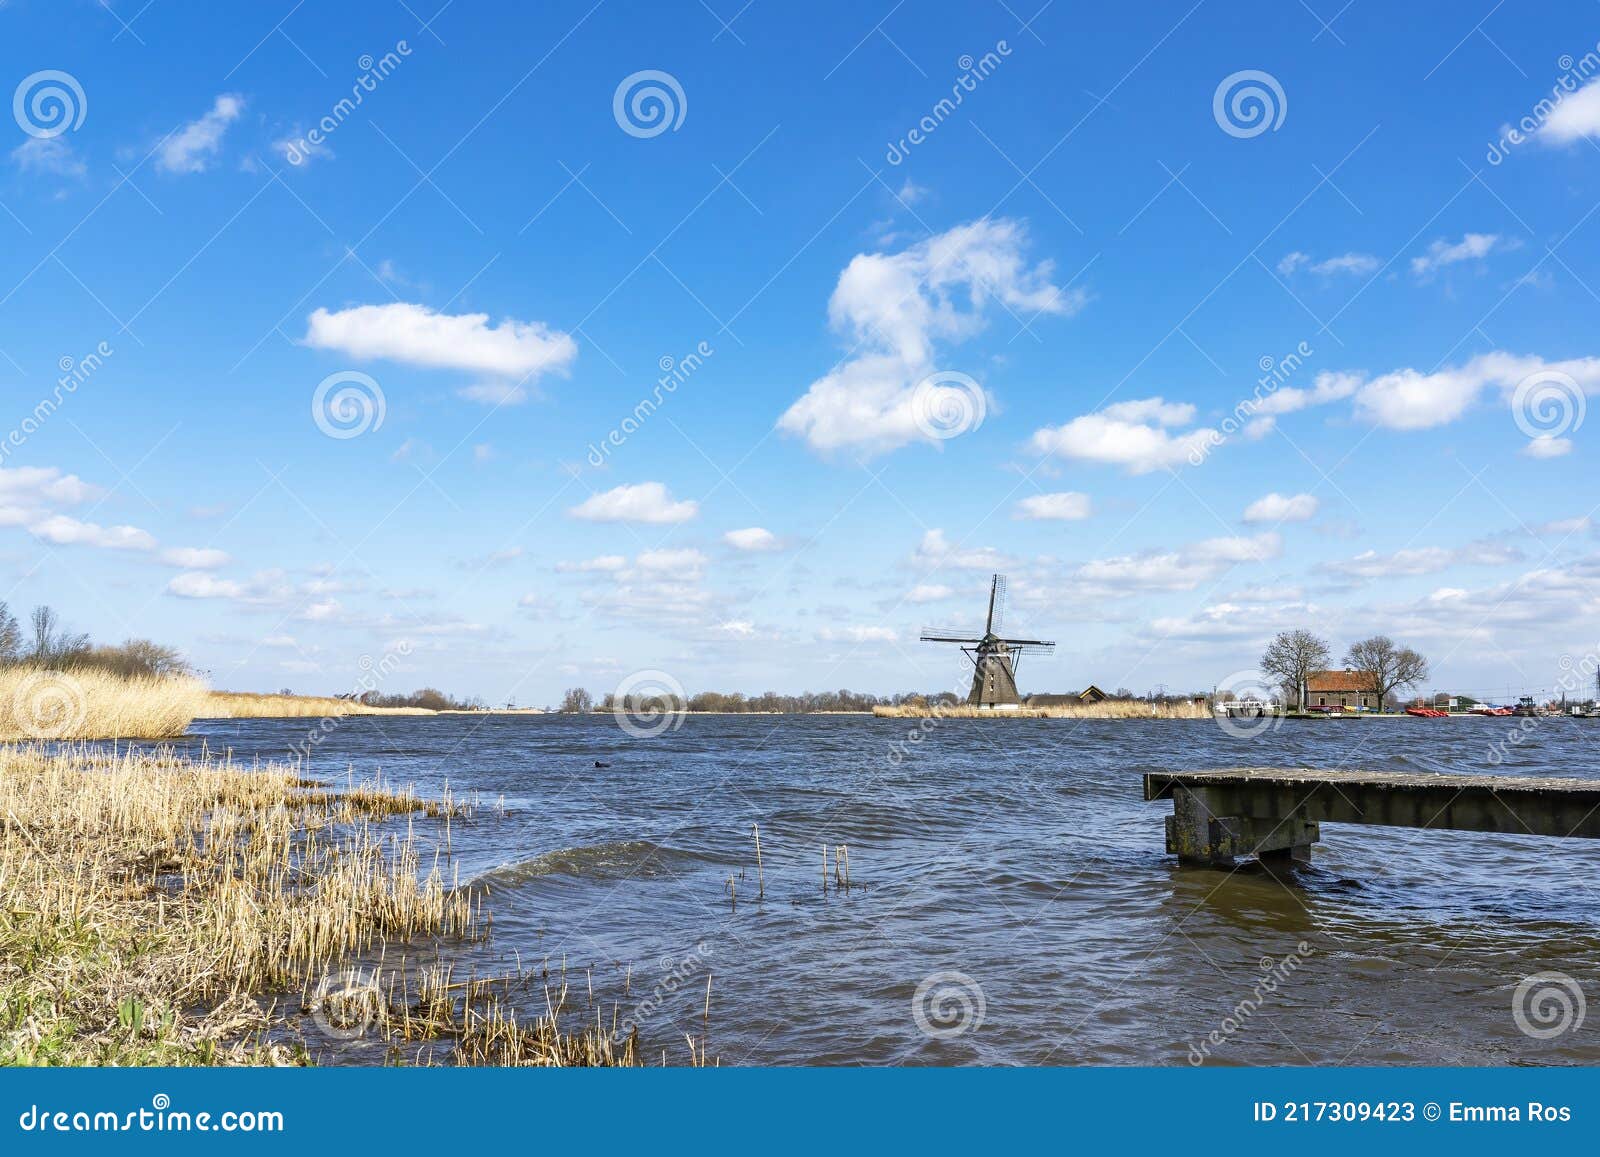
[920,574,1054,707]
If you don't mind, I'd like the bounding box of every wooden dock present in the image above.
[1144,767,1600,868]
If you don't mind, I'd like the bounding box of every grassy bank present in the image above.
[203,691,437,719]
[0,746,635,1066]
[0,667,207,742]
[873,700,1211,720]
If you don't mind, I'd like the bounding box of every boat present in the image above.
[1405,706,1448,717]
[1512,696,1540,717]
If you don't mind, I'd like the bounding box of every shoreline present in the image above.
[0,746,640,1067]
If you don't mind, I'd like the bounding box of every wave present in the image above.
[473,839,701,886]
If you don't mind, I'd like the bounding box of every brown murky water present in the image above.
[177,713,1600,1065]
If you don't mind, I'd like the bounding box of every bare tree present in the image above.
[1353,636,1429,708]
[1260,629,1331,712]
[560,687,594,713]
[0,602,19,664]
[27,606,89,667]
[1344,636,1429,709]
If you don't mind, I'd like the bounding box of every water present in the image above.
[166,713,1600,1065]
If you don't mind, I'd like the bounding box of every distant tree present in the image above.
[27,606,89,667]
[1260,629,1331,712]
[1344,636,1429,709]
[0,602,19,664]
[560,687,595,713]
[78,639,191,678]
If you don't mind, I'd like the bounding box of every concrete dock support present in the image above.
[1165,784,1319,868]
[1146,767,1600,869]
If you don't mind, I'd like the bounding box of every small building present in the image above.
[1024,686,1111,708]
[1304,669,1378,710]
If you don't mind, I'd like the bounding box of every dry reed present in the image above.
[203,691,436,719]
[872,700,1210,720]
[0,666,207,741]
[0,745,636,1066]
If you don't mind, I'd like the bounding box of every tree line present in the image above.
[559,687,966,714]
[1260,630,1430,711]
[0,602,190,679]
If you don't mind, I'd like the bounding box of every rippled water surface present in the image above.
[171,714,1600,1065]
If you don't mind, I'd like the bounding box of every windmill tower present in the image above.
[921,574,1055,707]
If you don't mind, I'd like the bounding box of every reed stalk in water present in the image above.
[0,744,639,1066]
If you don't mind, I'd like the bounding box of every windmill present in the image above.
[921,574,1055,707]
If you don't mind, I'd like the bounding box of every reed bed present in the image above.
[0,666,207,741]
[0,746,634,1066]
[203,691,437,719]
[872,700,1211,720]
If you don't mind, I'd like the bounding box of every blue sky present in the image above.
[3,0,1600,705]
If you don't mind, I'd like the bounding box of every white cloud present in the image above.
[717,619,757,638]
[818,625,898,643]
[1250,370,1364,417]
[10,136,85,177]
[1352,351,1600,430]
[778,218,1084,455]
[1325,538,1523,579]
[906,583,955,603]
[304,302,577,383]
[555,555,628,573]
[167,572,247,599]
[911,528,1013,571]
[1242,492,1318,523]
[160,546,231,569]
[1075,533,1281,591]
[1539,78,1600,144]
[458,382,530,405]
[460,546,523,569]
[29,515,156,551]
[568,482,697,524]
[1014,491,1091,521]
[157,94,244,174]
[1279,251,1379,277]
[0,466,97,507]
[633,548,706,579]
[1310,252,1380,276]
[1410,233,1507,276]
[724,526,781,552]
[1029,397,1215,474]
[1524,435,1573,459]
